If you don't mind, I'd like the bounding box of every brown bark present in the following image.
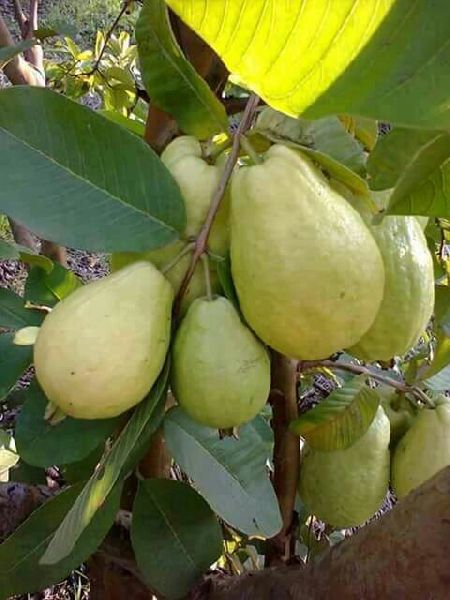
[202,466,450,600]
[266,353,300,566]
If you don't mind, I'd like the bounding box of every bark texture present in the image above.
[203,466,450,600]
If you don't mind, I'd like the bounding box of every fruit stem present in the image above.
[201,254,213,301]
[240,135,262,165]
[173,93,260,320]
[299,359,435,408]
[160,242,195,275]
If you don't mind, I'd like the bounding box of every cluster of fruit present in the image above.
[32,136,445,521]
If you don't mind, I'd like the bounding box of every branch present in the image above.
[202,466,450,599]
[89,0,133,75]
[173,93,260,319]
[299,359,433,406]
[266,353,300,566]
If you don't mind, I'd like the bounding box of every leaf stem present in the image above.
[299,359,434,407]
[201,254,213,301]
[173,93,260,320]
[240,135,262,165]
[160,241,195,275]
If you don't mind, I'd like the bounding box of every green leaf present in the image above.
[164,408,282,538]
[24,263,80,307]
[435,285,450,334]
[0,482,121,599]
[0,333,32,401]
[15,381,119,468]
[421,330,450,382]
[9,461,47,485]
[0,40,35,69]
[215,254,239,310]
[367,128,440,191]
[385,132,450,217]
[136,0,227,139]
[255,108,366,176]
[0,287,43,330]
[0,240,53,269]
[290,375,380,451]
[61,446,105,484]
[131,479,223,600]
[340,115,378,152]
[98,110,145,137]
[40,362,169,565]
[0,239,19,260]
[0,87,186,252]
[167,0,450,129]
[424,364,450,391]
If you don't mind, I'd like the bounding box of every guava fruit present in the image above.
[349,216,434,361]
[34,262,172,420]
[299,406,390,528]
[230,144,385,360]
[171,296,270,429]
[392,400,450,499]
[110,242,219,316]
[161,135,230,256]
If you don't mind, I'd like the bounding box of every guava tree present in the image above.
[0,1,449,599]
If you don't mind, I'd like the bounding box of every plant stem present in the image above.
[160,241,195,275]
[299,359,434,407]
[89,0,132,75]
[240,135,262,165]
[173,93,260,319]
[201,254,213,301]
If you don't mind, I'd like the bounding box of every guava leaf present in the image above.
[24,263,81,307]
[98,110,145,137]
[0,87,186,252]
[40,361,169,565]
[424,364,450,392]
[0,333,32,401]
[131,479,223,600]
[340,115,378,152]
[0,239,53,272]
[9,461,47,485]
[434,285,450,334]
[166,0,450,129]
[290,375,380,451]
[0,482,122,599]
[386,132,450,218]
[367,128,441,191]
[0,239,20,260]
[255,108,366,176]
[136,0,227,139]
[0,40,35,69]
[164,408,282,538]
[215,254,239,310]
[15,380,119,468]
[0,288,43,330]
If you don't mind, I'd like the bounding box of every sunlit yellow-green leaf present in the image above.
[166,0,450,129]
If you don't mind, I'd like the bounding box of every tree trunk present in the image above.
[200,466,450,600]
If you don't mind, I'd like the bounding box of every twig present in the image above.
[89,0,132,74]
[299,359,434,407]
[173,93,260,319]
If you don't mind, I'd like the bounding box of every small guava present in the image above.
[171,296,270,429]
[34,262,172,419]
[392,400,450,499]
[299,406,390,528]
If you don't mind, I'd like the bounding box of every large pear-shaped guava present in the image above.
[161,135,230,256]
[34,262,172,419]
[299,406,390,528]
[231,145,385,360]
[392,401,450,499]
[349,216,434,361]
[172,297,270,429]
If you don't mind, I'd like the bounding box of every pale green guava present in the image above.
[34,262,172,419]
[392,400,450,499]
[378,387,416,448]
[230,144,385,360]
[349,216,434,361]
[171,296,270,429]
[299,406,390,528]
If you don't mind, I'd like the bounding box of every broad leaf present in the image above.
[340,115,378,152]
[0,240,53,271]
[0,287,43,330]
[0,333,32,401]
[0,239,19,260]
[136,0,227,139]
[131,479,222,600]
[167,0,450,129]
[0,87,186,252]
[215,254,239,310]
[98,110,145,137]
[424,364,450,391]
[41,362,169,565]
[164,408,282,538]
[387,132,450,217]
[367,128,440,190]
[15,381,119,468]
[435,285,450,334]
[24,263,80,307]
[0,483,121,599]
[255,108,366,175]
[9,461,47,485]
[290,375,380,451]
